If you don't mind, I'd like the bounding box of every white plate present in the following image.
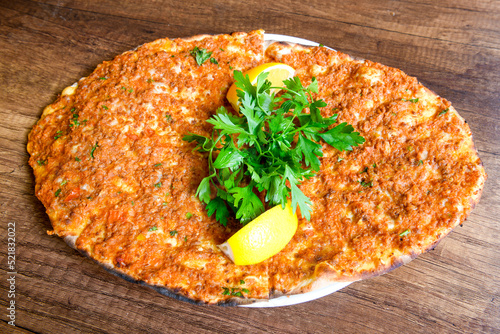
[241,34,351,308]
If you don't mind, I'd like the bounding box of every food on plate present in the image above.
[27,30,486,305]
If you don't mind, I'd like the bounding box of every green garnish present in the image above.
[37,159,47,166]
[154,182,162,188]
[90,142,99,159]
[55,189,62,197]
[75,157,81,162]
[154,163,162,167]
[169,230,178,236]
[399,229,410,237]
[184,70,364,226]
[185,212,193,219]
[210,57,219,65]
[359,180,373,188]
[319,44,324,47]
[99,77,107,80]
[190,47,213,66]
[165,114,172,122]
[403,98,419,103]
[418,160,423,166]
[69,112,80,127]
[102,105,108,110]
[60,180,68,186]
[149,226,158,232]
[439,108,449,116]
[222,287,249,297]
[54,130,63,140]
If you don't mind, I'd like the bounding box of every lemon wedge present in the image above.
[218,202,298,265]
[226,62,295,111]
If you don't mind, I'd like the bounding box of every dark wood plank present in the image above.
[0,0,498,333]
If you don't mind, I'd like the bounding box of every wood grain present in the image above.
[1,0,499,333]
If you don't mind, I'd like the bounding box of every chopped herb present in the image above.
[165,114,172,122]
[407,146,413,152]
[131,201,135,206]
[210,57,219,65]
[60,180,68,186]
[169,230,178,237]
[185,212,193,219]
[69,112,80,127]
[37,159,47,166]
[229,65,233,70]
[54,130,63,140]
[359,180,373,188]
[399,229,410,237]
[149,226,158,232]
[183,72,364,225]
[162,202,168,206]
[90,142,99,159]
[240,280,245,285]
[55,189,62,197]
[403,98,419,103]
[128,88,133,93]
[121,86,126,90]
[154,163,162,167]
[319,43,324,47]
[184,236,187,242]
[147,78,154,83]
[75,157,81,162]
[372,163,377,168]
[165,193,170,197]
[190,46,213,66]
[171,55,175,58]
[219,47,224,51]
[337,157,344,162]
[154,182,162,188]
[99,77,107,80]
[360,167,369,173]
[439,108,449,116]
[102,105,109,110]
[222,287,248,297]
[418,160,423,166]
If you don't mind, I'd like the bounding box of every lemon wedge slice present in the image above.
[218,202,298,265]
[226,62,295,111]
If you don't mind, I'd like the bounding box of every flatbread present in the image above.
[28,31,486,305]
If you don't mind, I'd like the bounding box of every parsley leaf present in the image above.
[183,70,364,225]
[190,47,213,66]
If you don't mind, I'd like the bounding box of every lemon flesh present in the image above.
[226,63,295,111]
[218,202,298,265]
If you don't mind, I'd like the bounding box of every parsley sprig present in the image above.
[184,71,364,225]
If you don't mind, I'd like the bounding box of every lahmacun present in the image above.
[28,30,486,305]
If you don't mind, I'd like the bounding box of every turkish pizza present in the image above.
[27,30,486,305]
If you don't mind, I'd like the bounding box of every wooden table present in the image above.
[1,1,499,333]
